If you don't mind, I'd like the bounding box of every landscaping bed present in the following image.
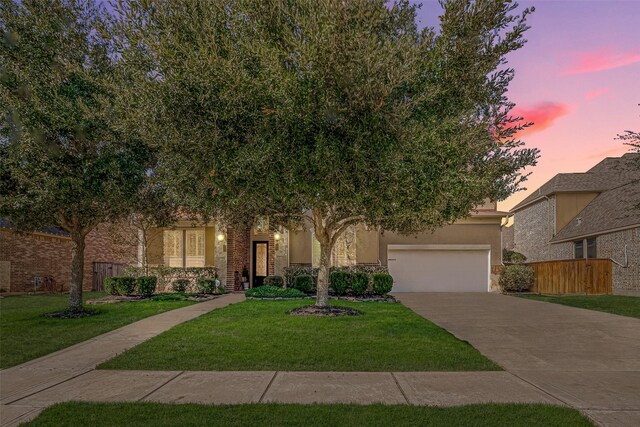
[87,293,220,304]
[0,292,195,368]
[518,294,640,319]
[98,300,500,371]
[23,402,593,427]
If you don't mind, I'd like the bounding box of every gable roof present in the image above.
[511,153,640,212]
[0,218,69,237]
[550,180,640,242]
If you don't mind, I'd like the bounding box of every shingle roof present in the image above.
[511,153,640,211]
[0,218,69,237]
[550,180,640,242]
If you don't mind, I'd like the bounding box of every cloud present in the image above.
[511,102,571,136]
[584,87,609,101]
[563,48,640,75]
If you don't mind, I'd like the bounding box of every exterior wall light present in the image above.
[274,232,282,241]
[217,233,225,242]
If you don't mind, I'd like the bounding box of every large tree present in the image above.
[0,0,150,310]
[116,0,538,306]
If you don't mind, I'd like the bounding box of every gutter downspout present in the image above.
[611,245,629,268]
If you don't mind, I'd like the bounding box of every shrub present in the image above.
[372,273,393,295]
[292,274,313,293]
[500,264,534,292]
[103,277,118,295]
[136,276,157,297]
[196,277,215,294]
[172,278,190,293]
[350,272,369,295]
[103,276,136,296]
[196,277,225,294]
[245,286,306,298]
[263,276,284,287]
[284,266,318,289]
[503,249,527,265]
[330,270,350,295]
[150,293,188,302]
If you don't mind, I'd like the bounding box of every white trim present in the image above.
[387,244,491,292]
[387,244,491,251]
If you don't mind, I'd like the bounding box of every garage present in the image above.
[387,244,490,292]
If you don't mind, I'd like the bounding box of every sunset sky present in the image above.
[416,0,640,211]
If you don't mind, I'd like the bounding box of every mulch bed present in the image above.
[288,305,363,317]
[42,308,99,319]
[87,295,149,305]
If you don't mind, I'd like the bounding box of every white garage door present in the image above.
[387,245,490,292]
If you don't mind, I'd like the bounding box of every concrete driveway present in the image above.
[396,293,640,427]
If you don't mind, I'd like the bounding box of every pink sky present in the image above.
[414,0,640,211]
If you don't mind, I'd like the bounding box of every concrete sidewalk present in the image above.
[2,370,561,426]
[397,293,640,427]
[0,293,245,426]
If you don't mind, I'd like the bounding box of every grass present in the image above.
[99,299,500,371]
[519,294,640,319]
[0,292,194,368]
[23,402,593,427]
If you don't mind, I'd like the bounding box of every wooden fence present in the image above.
[92,262,127,292]
[527,259,612,295]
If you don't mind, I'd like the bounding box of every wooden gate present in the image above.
[527,259,612,295]
[92,262,127,291]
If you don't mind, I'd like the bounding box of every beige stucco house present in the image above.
[139,200,506,293]
[508,153,640,295]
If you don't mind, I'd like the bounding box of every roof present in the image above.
[0,218,69,237]
[511,153,640,211]
[550,180,640,242]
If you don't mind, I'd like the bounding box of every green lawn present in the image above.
[0,293,194,368]
[519,295,640,319]
[23,402,593,427]
[99,300,500,371]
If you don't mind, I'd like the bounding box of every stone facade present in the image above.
[515,197,640,295]
[593,228,639,295]
[0,223,137,293]
[502,224,514,251]
[512,196,555,262]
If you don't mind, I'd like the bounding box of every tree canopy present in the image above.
[0,0,151,309]
[114,0,539,305]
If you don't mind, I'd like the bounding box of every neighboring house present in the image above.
[139,200,507,293]
[0,219,137,293]
[509,153,640,295]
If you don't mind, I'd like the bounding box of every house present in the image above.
[508,153,640,295]
[139,200,507,293]
[0,219,136,293]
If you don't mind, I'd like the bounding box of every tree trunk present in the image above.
[316,239,333,307]
[69,234,86,311]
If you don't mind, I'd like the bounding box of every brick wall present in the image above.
[0,222,137,293]
[226,227,250,291]
[83,223,138,290]
[0,230,72,292]
[513,196,555,262]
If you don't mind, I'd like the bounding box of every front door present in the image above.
[252,241,269,287]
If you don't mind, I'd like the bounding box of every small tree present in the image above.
[0,0,150,310]
[116,0,539,307]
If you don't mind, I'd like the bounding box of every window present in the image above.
[586,238,597,259]
[164,230,183,266]
[185,229,205,267]
[312,226,357,268]
[164,229,206,267]
[574,240,584,259]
